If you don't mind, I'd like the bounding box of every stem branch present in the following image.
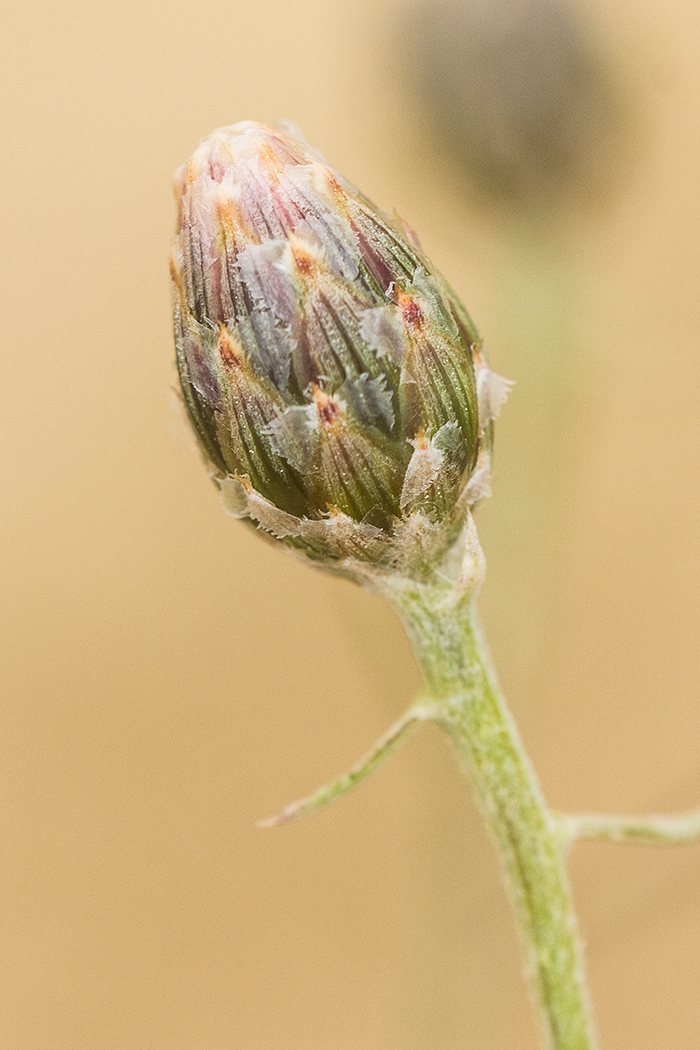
[259,701,439,827]
[560,808,700,845]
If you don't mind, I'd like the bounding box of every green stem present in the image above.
[383,578,596,1050]
[560,808,700,845]
[258,700,439,827]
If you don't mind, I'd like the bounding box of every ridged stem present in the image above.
[383,580,596,1050]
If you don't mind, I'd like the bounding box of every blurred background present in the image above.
[2,0,700,1047]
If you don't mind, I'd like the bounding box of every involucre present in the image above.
[171,122,509,586]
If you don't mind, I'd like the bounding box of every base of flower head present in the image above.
[215,471,486,598]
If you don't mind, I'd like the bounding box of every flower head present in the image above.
[171,122,509,586]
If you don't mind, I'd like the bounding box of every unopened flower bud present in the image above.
[171,121,509,586]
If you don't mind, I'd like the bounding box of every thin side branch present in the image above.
[559,807,700,845]
[258,700,440,828]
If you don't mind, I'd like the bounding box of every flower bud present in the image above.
[171,121,509,585]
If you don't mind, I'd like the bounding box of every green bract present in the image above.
[171,122,509,584]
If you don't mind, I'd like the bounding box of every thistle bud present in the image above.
[171,122,509,586]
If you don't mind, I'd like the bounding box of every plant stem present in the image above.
[560,808,700,845]
[383,578,596,1050]
[258,700,439,826]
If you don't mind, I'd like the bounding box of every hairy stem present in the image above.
[259,701,439,827]
[560,808,700,845]
[383,579,596,1050]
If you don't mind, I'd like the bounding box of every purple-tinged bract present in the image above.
[171,122,508,583]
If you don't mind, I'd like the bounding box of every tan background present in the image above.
[3,1,700,1047]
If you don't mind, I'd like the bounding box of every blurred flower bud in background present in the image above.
[171,123,510,586]
[402,0,624,208]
